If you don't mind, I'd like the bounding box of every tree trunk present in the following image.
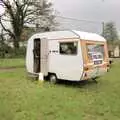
[13,35,20,48]
[13,39,19,49]
[13,36,20,55]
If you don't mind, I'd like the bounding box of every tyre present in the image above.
[49,74,58,84]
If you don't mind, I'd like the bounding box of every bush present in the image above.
[14,47,26,58]
[0,46,26,58]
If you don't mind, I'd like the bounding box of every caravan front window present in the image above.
[87,44,105,60]
[60,42,78,55]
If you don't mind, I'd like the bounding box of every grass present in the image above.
[0,58,25,68]
[0,59,120,120]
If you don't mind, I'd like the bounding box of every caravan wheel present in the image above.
[49,74,58,84]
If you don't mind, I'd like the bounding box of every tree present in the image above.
[103,22,119,45]
[0,0,56,50]
[0,30,10,58]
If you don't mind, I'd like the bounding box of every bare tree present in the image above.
[0,0,56,49]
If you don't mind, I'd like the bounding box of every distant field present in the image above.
[0,59,120,120]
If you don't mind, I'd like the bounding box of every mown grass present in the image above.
[0,59,120,120]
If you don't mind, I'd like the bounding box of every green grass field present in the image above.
[0,58,25,68]
[0,59,25,68]
[0,59,120,120]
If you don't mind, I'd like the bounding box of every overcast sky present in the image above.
[53,0,120,33]
[0,0,120,34]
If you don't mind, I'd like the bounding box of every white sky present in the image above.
[0,0,120,33]
[53,0,120,33]
[54,0,120,22]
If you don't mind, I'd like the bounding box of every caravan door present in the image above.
[33,38,48,75]
[33,38,41,73]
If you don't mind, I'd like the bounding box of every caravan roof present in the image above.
[32,30,106,42]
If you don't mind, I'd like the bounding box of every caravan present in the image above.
[26,30,109,82]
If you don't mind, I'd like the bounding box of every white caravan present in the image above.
[26,30,109,82]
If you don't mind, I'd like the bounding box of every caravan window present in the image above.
[87,44,105,60]
[59,42,78,55]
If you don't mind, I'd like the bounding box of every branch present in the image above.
[21,0,32,18]
[1,17,12,22]
[1,0,15,20]
[0,17,14,38]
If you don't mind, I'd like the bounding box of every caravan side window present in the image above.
[59,42,78,55]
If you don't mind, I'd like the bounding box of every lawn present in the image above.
[0,59,120,120]
[0,58,25,68]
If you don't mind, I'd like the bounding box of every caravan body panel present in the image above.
[26,37,34,74]
[48,39,84,81]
